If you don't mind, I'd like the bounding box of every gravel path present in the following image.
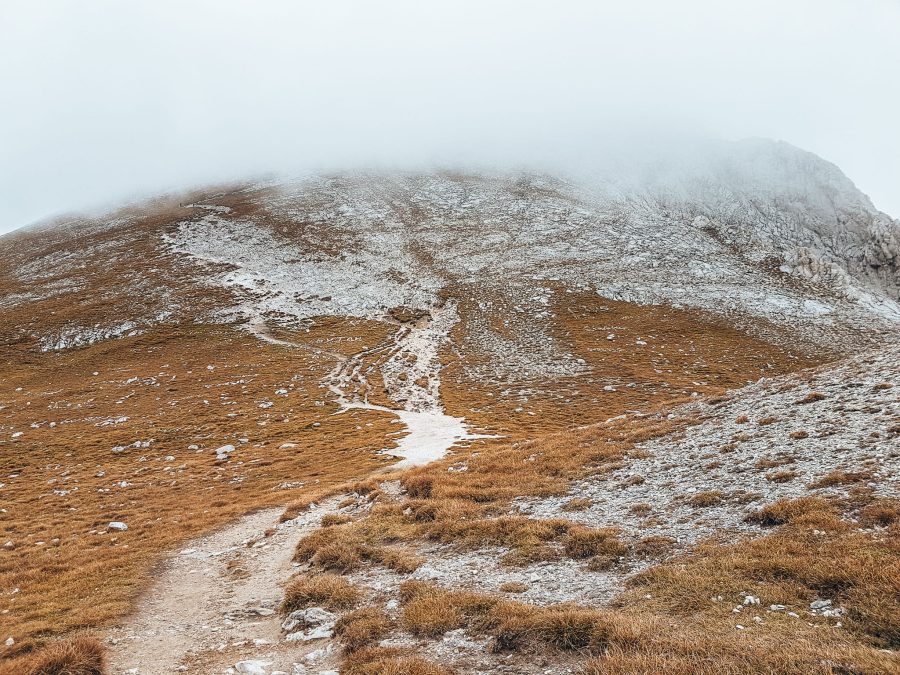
[106,504,340,675]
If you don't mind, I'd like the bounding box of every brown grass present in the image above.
[281,574,361,613]
[0,322,401,654]
[563,526,627,559]
[0,636,105,675]
[499,582,529,594]
[809,470,873,489]
[335,607,393,652]
[689,491,724,507]
[561,497,593,512]
[628,517,900,650]
[394,577,899,671]
[744,497,834,527]
[858,499,900,528]
[344,647,451,675]
[766,470,800,483]
[321,514,355,527]
[794,391,827,404]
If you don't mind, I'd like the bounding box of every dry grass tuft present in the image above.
[744,497,834,527]
[688,490,724,508]
[400,583,497,638]
[0,636,105,675]
[281,574,361,613]
[312,542,363,572]
[344,647,451,675]
[809,470,873,489]
[563,526,627,559]
[365,546,424,574]
[633,536,676,558]
[794,391,827,404]
[321,514,354,527]
[499,582,529,594]
[335,607,393,652]
[401,475,434,499]
[561,497,593,512]
[766,470,800,483]
[858,499,900,528]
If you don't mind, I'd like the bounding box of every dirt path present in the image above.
[106,503,343,675]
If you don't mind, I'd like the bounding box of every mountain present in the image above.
[1,139,898,674]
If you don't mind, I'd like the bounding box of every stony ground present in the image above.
[98,344,898,674]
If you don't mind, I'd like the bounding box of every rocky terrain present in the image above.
[1,138,898,674]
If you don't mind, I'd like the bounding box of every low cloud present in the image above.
[2,0,899,233]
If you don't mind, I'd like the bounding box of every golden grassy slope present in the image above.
[0,319,401,658]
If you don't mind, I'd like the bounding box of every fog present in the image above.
[2,0,899,234]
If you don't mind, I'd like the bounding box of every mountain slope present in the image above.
[0,139,898,673]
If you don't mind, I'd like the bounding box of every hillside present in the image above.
[0,139,898,674]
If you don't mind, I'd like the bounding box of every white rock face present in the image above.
[107,521,128,532]
[6,138,899,360]
[165,141,899,363]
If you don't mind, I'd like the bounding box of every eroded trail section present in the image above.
[106,505,342,675]
[326,302,493,467]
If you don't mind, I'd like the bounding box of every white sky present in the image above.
[1,0,899,234]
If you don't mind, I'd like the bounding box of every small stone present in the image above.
[810,599,832,610]
[5,637,14,646]
[108,521,128,532]
[235,661,271,675]
[285,625,333,642]
[301,607,336,625]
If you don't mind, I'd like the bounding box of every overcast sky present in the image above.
[1,0,899,234]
